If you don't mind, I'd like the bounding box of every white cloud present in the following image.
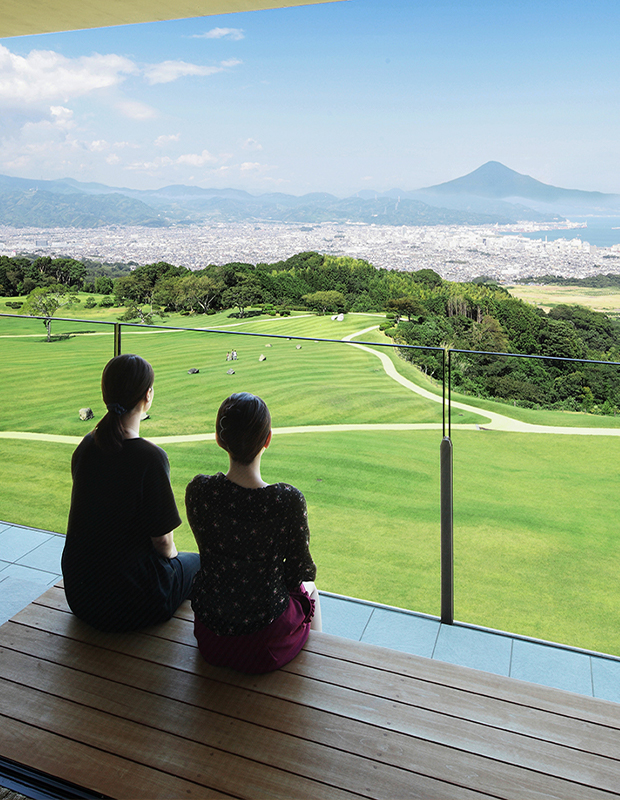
[126,149,217,172]
[144,61,221,85]
[176,149,217,167]
[88,140,109,152]
[106,153,121,165]
[241,138,263,152]
[144,58,241,85]
[0,44,136,105]
[49,106,74,127]
[192,28,244,41]
[154,133,181,147]
[116,100,158,120]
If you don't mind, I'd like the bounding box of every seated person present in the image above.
[186,392,321,674]
[62,354,200,632]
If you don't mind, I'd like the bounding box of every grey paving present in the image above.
[0,522,63,624]
[1,521,619,704]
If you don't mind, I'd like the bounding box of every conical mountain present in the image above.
[422,161,616,204]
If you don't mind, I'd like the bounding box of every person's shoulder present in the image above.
[131,437,166,456]
[186,472,223,492]
[272,482,305,503]
[125,437,171,469]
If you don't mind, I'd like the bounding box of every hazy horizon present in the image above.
[1,0,619,196]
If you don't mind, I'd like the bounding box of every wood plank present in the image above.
[5,585,620,800]
[303,632,620,727]
[3,621,620,800]
[0,677,362,800]
[12,601,620,763]
[0,645,456,800]
[0,714,227,799]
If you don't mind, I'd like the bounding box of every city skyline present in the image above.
[1,0,619,196]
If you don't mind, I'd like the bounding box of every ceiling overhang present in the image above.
[1,0,344,39]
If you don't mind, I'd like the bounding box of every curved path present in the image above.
[343,326,620,437]
[2,325,620,444]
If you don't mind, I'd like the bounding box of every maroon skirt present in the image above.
[193,585,315,674]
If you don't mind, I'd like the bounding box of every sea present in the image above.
[518,217,620,248]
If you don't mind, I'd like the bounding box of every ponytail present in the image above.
[93,354,154,453]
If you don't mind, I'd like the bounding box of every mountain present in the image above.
[419,161,620,213]
[0,163,617,228]
[0,188,166,228]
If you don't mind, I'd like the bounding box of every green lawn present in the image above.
[2,303,620,655]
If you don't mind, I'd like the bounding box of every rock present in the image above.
[227,368,235,375]
[296,345,302,350]
[79,407,94,421]
[187,368,200,374]
[259,354,266,361]
[265,343,272,347]
[337,313,345,321]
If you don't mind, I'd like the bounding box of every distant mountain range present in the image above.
[0,161,618,229]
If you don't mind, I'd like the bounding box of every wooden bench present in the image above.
[1,583,619,799]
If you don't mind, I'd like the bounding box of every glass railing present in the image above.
[2,311,619,654]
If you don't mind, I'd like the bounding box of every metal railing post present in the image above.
[440,435,454,624]
[113,323,121,357]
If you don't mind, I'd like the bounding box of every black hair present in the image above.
[93,354,154,453]
[216,392,271,465]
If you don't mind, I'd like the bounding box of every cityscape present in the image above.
[2,220,619,283]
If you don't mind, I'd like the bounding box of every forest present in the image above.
[3,250,620,413]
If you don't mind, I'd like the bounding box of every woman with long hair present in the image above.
[186,392,321,674]
[62,354,200,631]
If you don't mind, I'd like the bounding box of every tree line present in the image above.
[3,251,620,413]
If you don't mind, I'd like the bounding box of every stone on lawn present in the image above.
[227,368,235,375]
[187,368,200,374]
[79,407,94,421]
[259,354,266,361]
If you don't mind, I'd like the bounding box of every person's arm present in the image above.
[151,531,178,559]
[284,488,316,587]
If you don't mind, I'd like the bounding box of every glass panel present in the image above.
[451,351,620,656]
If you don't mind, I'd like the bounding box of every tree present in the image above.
[222,277,262,317]
[301,290,345,314]
[118,303,163,325]
[22,285,77,341]
[179,274,224,314]
[387,295,426,322]
[95,276,114,295]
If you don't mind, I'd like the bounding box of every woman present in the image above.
[186,392,321,674]
[62,353,200,632]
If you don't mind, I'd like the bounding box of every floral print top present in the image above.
[186,472,316,636]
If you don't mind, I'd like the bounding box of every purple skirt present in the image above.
[193,585,315,674]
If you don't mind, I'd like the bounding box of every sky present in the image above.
[1,0,619,197]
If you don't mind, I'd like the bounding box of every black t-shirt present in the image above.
[187,472,316,636]
[62,434,181,631]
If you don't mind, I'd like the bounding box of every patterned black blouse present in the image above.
[186,472,317,636]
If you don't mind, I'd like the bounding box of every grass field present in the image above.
[507,283,620,315]
[2,301,620,655]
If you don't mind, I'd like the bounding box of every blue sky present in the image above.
[1,0,619,196]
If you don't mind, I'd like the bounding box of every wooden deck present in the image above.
[0,585,619,799]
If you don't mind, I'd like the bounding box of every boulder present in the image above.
[296,345,302,350]
[79,407,94,421]
[187,368,200,374]
[265,343,272,347]
[259,354,267,362]
[227,368,235,375]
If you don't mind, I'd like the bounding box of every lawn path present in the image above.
[342,326,620,437]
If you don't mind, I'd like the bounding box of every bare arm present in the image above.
[151,532,178,559]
